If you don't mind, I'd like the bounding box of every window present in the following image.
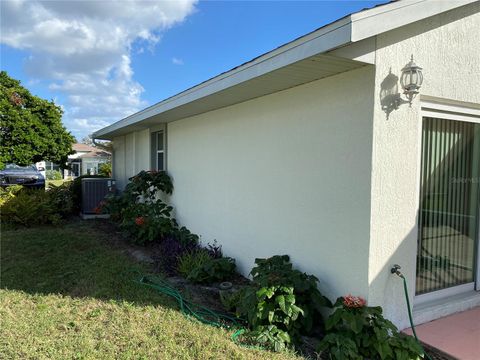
[45,161,60,171]
[416,117,480,295]
[151,130,165,170]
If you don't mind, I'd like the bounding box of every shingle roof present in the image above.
[78,150,111,159]
[72,143,98,153]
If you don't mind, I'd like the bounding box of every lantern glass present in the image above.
[401,56,423,94]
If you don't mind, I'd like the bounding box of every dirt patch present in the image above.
[92,219,248,315]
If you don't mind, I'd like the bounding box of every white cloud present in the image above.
[0,0,197,139]
[172,57,184,65]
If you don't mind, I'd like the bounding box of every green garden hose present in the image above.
[135,275,242,328]
[135,275,265,350]
[392,266,433,360]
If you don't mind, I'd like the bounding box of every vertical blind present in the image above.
[417,117,480,295]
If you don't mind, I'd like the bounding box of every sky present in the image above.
[0,0,386,140]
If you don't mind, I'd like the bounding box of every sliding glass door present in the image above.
[417,117,480,295]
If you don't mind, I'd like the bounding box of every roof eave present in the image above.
[93,0,478,140]
[93,16,353,139]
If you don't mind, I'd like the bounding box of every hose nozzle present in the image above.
[391,264,403,277]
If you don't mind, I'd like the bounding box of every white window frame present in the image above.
[150,125,166,171]
[414,96,480,306]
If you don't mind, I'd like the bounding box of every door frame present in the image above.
[415,97,480,305]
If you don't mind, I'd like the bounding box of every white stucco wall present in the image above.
[112,136,126,189]
[112,129,150,189]
[368,2,480,329]
[108,2,479,329]
[167,66,375,300]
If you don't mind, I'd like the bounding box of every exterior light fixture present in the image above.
[400,55,423,106]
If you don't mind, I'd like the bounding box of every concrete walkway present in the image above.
[404,307,480,360]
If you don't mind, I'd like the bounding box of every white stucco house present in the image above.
[93,0,480,329]
[37,143,111,179]
[65,143,111,177]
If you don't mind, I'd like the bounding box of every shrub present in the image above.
[156,235,200,276]
[123,170,173,201]
[206,239,222,259]
[317,295,424,360]
[98,162,112,177]
[0,185,23,206]
[119,201,176,245]
[1,188,62,226]
[1,182,75,227]
[187,257,236,284]
[233,255,331,351]
[171,226,200,247]
[177,249,212,278]
[102,171,178,244]
[48,182,74,217]
[45,169,62,180]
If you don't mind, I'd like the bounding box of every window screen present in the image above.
[151,130,165,170]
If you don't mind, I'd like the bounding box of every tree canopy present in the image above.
[0,71,75,168]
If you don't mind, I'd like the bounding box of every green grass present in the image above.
[0,221,299,360]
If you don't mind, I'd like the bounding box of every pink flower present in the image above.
[343,294,366,308]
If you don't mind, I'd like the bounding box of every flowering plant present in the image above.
[318,295,424,359]
[94,200,107,215]
[135,216,145,226]
[342,294,366,308]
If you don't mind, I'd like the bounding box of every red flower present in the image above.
[135,216,145,226]
[94,206,102,214]
[343,294,366,308]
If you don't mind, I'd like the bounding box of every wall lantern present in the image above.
[400,55,423,106]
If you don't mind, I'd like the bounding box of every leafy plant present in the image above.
[98,162,112,177]
[250,255,331,333]
[124,170,173,201]
[317,295,424,360]
[220,288,244,312]
[0,188,63,227]
[250,325,292,353]
[48,182,74,217]
[234,255,331,351]
[177,249,212,278]
[206,240,222,259]
[103,170,181,245]
[171,226,200,247]
[119,201,175,245]
[156,236,200,276]
[0,184,23,206]
[187,257,236,284]
[46,170,62,180]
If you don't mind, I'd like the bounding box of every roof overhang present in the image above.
[93,0,477,140]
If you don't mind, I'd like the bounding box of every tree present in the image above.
[0,71,75,168]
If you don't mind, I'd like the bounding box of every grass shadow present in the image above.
[1,219,176,309]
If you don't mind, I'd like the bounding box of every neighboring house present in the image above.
[66,143,111,177]
[37,143,111,178]
[93,0,480,330]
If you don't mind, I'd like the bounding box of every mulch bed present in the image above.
[421,342,458,360]
[92,219,457,360]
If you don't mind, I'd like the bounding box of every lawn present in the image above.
[0,221,299,360]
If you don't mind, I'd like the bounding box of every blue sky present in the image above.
[1,0,385,140]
